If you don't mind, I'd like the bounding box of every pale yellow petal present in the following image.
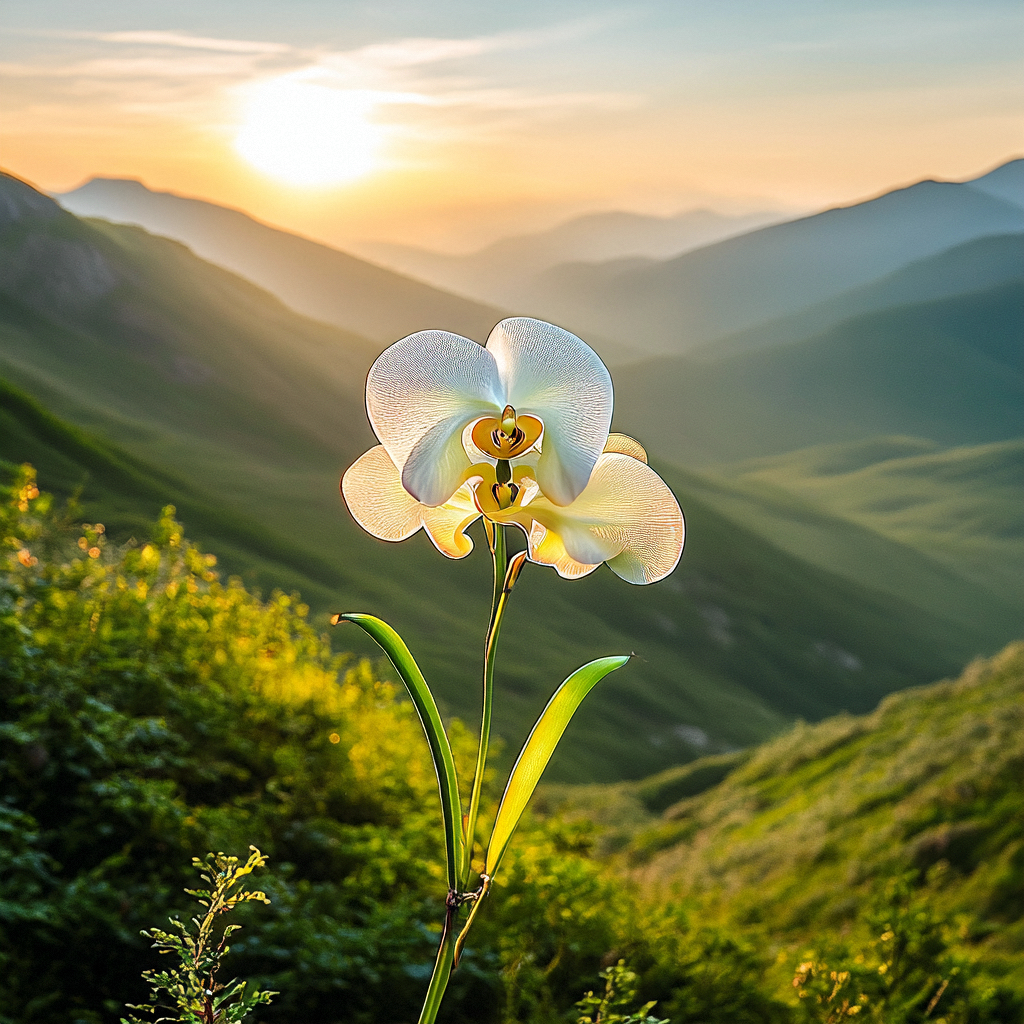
[526,521,602,580]
[603,433,648,463]
[341,446,480,559]
[521,453,684,584]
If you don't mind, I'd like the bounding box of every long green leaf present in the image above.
[485,655,630,877]
[337,613,465,889]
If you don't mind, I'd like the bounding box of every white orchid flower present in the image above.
[343,433,685,585]
[343,317,683,583]
[364,317,613,508]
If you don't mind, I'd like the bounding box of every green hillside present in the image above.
[614,281,1024,466]
[8,475,1018,1022]
[2,170,1017,783]
[0,377,361,607]
[659,459,1022,653]
[540,642,1024,999]
[7,377,995,783]
[721,437,1024,605]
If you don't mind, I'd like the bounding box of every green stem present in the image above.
[463,524,506,887]
[418,526,526,1022]
[416,900,458,1024]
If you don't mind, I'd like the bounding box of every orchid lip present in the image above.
[471,406,543,462]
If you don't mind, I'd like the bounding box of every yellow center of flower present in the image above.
[490,480,520,510]
[471,405,543,461]
[472,463,536,519]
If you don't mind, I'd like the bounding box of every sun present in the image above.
[234,75,384,187]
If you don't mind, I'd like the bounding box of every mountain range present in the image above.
[348,207,785,307]
[519,160,1024,356]
[56,160,1023,365]
[3,159,1022,783]
[52,176,506,349]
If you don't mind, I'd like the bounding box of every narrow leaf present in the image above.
[337,613,465,888]
[485,655,630,877]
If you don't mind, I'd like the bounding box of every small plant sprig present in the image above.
[575,960,669,1024]
[122,847,276,1024]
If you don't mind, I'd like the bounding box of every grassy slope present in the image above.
[541,642,1024,987]
[1,175,1015,782]
[8,377,989,784]
[4,372,1003,788]
[720,437,1024,606]
[666,453,1023,645]
[0,377,359,607]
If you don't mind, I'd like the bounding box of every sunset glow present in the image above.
[1,5,1020,250]
[234,76,384,187]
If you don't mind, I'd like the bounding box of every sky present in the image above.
[2,1,1022,251]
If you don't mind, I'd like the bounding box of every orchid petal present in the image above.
[486,318,612,506]
[366,331,502,506]
[341,446,481,559]
[520,453,684,584]
[527,522,602,580]
[603,433,648,463]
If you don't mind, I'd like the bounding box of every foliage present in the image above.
[0,466,457,1022]
[790,877,1024,1024]
[575,961,667,1024]
[2,465,1022,1024]
[123,849,275,1024]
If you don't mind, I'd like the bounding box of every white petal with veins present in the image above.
[366,330,502,506]
[486,318,612,507]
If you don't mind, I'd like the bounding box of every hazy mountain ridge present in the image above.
[965,155,1024,208]
[3,169,1013,783]
[53,176,509,348]
[350,207,785,307]
[54,161,1022,371]
[523,171,1024,356]
[612,279,1024,465]
[691,231,1024,361]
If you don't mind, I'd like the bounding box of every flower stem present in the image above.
[418,527,526,1023]
[463,523,506,887]
[416,897,459,1024]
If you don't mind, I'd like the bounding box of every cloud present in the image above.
[1,18,641,148]
[94,31,293,55]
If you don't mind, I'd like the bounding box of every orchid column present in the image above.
[338,317,684,1023]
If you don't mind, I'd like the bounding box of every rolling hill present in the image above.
[718,437,1024,606]
[612,281,1024,466]
[52,176,508,347]
[2,169,1012,783]
[519,165,1024,356]
[540,642,1024,995]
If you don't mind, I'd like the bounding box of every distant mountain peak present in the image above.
[965,156,1024,210]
